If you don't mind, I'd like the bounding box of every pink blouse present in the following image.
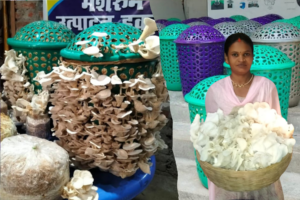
[205,76,284,200]
[205,76,281,116]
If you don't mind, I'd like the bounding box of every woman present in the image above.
[205,33,284,200]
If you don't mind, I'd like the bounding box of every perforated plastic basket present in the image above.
[188,21,209,27]
[185,75,227,189]
[61,22,157,80]
[224,45,295,120]
[236,20,262,33]
[213,22,250,38]
[174,25,225,96]
[182,18,201,24]
[184,75,227,122]
[264,14,283,21]
[230,15,248,22]
[273,18,300,29]
[251,22,300,107]
[206,18,236,26]
[165,21,182,27]
[155,19,168,25]
[160,24,190,91]
[156,23,166,32]
[198,16,212,22]
[7,20,75,91]
[167,18,181,22]
[251,17,272,25]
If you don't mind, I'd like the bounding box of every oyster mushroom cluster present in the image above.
[35,64,168,178]
[0,49,34,123]
[62,170,98,200]
[12,91,51,138]
[190,102,296,171]
[78,18,160,60]
[12,90,49,119]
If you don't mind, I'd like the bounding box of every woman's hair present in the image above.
[224,33,254,55]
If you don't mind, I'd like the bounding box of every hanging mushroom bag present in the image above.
[190,103,295,192]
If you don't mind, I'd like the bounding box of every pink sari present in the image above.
[205,76,284,200]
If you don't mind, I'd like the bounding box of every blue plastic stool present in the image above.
[70,156,156,200]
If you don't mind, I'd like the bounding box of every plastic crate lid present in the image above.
[223,45,295,70]
[230,15,249,22]
[251,22,300,43]
[213,22,250,38]
[159,24,190,40]
[184,75,228,106]
[188,21,209,27]
[236,20,262,33]
[7,20,75,49]
[174,25,225,44]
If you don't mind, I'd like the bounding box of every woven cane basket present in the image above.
[196,151,292,192]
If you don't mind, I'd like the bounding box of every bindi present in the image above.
[238,38,241,42]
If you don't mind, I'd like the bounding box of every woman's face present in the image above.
[225,40,253,76]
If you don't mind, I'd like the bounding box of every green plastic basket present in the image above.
[194,149,208,189]
[167,18,181,22]
[184,75,228,122]
[7,20,75,92]
[60,23,157,79]
[273,19,300,29]
[224,45,295,120]
[159,24,190,91]
[184,75,227,189]
[230,15,249,22]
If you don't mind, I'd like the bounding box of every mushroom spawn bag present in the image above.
[0,135,70,200]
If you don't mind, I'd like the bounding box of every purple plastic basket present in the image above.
[182,18,201,24]
[165,21,182,26]
[265,14,283,21]
[174,25,225,96]
[198,17,213,22]
[206,18,235,26]
[155,19,168,25]
[251,17,273,25]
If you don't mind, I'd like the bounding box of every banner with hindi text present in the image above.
[43,0,153,34]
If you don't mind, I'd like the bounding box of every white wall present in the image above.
[149,0,185,20]
[184,0,208,19]
[149,0,208,20]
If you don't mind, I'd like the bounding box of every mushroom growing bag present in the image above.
[0,135,70,200]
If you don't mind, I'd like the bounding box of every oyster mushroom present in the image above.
[90,71,111,86]
[95,89,111,100]
[123,142,141,151]
[112,43,128,53]
[83,46,103,58]
[75,40,91,50]
[92,32,108,47]
[138,36,160,60]
[139,18,158,41]
[117,111,132,119]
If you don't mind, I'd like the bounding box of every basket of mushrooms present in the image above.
[190,102,295,192]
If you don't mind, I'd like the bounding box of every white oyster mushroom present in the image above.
[129,40,142,53]
[76,40,91,50]
[139,18,158,41]
[92,32,108,47]
[83,46,103,58]
[191,102,296,171]
[236,138,247,151]
[113,43,128,53]
[90,70,111,86]
[111,66,122,85]
[62,170,98,200]
[138,36,160,59]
